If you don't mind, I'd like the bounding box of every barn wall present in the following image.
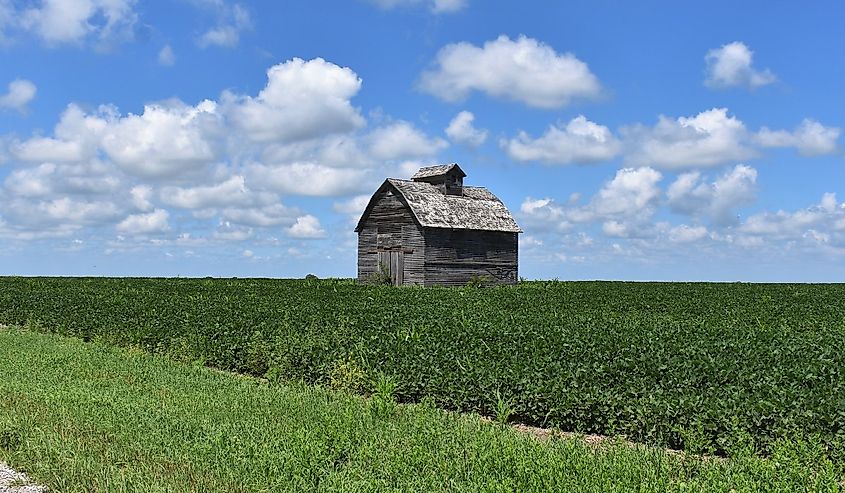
[423,229,518,287]
[357,190,425,285]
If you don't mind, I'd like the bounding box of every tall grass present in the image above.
[0,327,841,492]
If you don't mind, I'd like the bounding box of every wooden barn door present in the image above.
[378,249,404,286]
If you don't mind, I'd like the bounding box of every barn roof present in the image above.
[411,163,466,180]
[355,177,522,233]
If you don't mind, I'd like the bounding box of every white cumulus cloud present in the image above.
[503,115,620,165]
[668,224,709,243]
[0,79,36,113]
[287,214,326,239]
[368,121,448,161]
[756,119,840,156]
[667,164,757,226]
[248,163,371,197]
[420,35,601,109]
[623,108,756,169]
[705,41,776,90]
[100,100,222,179]
[445,111,487,147]
[161,176,267,210]
[19,0,138,47]
[225,58,365,143]
[116,209,170,234]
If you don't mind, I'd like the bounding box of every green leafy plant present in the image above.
[2,277,845,461]
[494,389,513,425]
[365,263,392,286]
[328,357,370,395]
[371,373,397,417]
[465,274,494,288]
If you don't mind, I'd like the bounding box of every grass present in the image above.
[3,277,844,457]
[0,327,842,492]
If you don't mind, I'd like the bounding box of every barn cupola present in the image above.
[411,163,466,196]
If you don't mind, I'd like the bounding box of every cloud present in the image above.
[161,176,269,210]
[520,167,662,237]
[366,0,467,14]
[590,167,662,218]
[158,45,175,66]
[248,163,371,197]
[221,204,298,227]
[503,115,620,165]
[623,108,756,169]
[0,79,36,113]
[11,104,106,163]
[10,101,221,179]
[225,58,365,143]
[0,57,450,247]
[197,2,251,48]
[704,41,776,90]
[3,196,120,229]
[740,193,844,239]
[116,209,170,234]
[287,214,326,239]
[431,0,467,13]
[667,165,757,226]
[668,224,708,243]
[100,100,222,179]
[18,0,138,48]
[130,185,154,211]
[333,194,371,227]
[0,0,13,45]
[3,160,119,198]
[333,194,371,215]
[420,35,601,109]
[756,119,840,156]
[368,121,448,160]
[445,111,487,148]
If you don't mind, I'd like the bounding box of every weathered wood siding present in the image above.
[357,190,425,285]
[423,229,518,287]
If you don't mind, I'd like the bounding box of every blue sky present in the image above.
[1,0,844,280]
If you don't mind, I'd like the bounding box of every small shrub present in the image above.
[328,357,370,395]
[305,274,319,280]
[466,274,494,288]
[365,263,392,286]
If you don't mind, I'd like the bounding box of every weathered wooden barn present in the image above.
[355,164,521,286]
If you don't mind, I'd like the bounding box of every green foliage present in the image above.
[328,357,370,395]
[494,389,513,425]
[465,274,495,288]
[305,274,319,280]
[364,263,393,286]
[370,373,397,418]
[1,277,845,466]
[0,428,22,451]
[4,329,843,492]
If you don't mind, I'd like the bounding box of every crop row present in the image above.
[1,277,844,462]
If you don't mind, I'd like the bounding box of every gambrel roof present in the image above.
[355,176,522,233]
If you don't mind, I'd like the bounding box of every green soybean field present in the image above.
[1,277,844,465]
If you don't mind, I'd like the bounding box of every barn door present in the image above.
[377,249,404,286]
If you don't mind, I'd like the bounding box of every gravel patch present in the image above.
[0,462,46,493]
